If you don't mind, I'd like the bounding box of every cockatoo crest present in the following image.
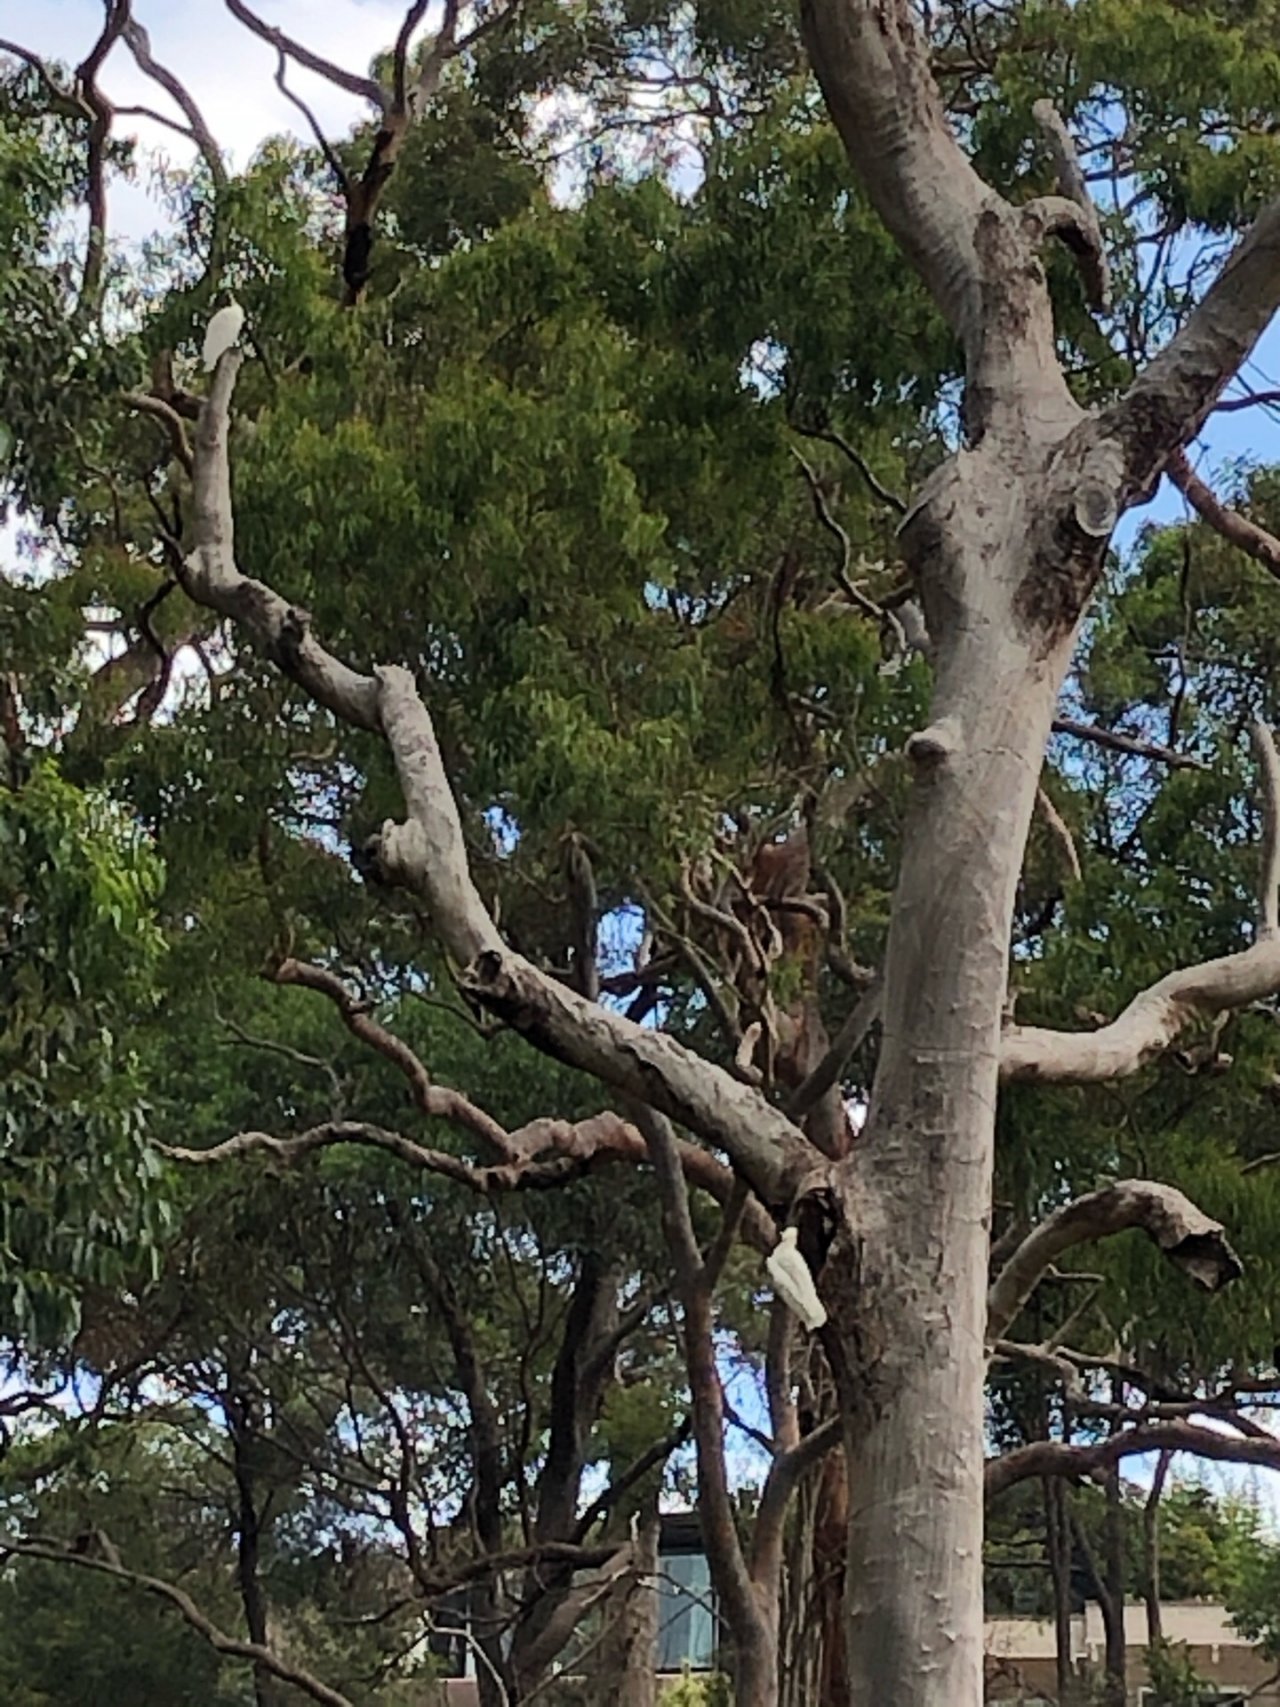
[202,297,246,372]
[766,1227,827,1331]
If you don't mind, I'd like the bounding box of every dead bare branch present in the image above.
[1051,715,1207,771]
[224,0,386,109]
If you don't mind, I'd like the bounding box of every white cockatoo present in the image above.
[765,1227,826,1331]
[202,297,246,372]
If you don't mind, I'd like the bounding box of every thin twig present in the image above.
[273,48,350,192]
[792,422,908,513]
[1050,715,1206,771]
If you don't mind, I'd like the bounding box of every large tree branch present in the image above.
[0,1538,353,1707]
[1003,723,1280,1081]
[265,955,515,1158]
[1002,937,1280,1081]
[74,0,130,317]
[987,1181,1242,1342]
[798,0,988,344]
[1107,196,1280,486]
[162,1098,776,1249]
[179,358,812,1201]
[986,1420,1280,1500]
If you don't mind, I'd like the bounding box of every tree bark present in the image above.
[1103,1452,1128,1707]
[226,1388,281,1707]
[156,6,1280,1688]
[1143,1449,1173,1648]
[824,426,1087,1702]
[596,1510,660,1707]
[1045,1476,1076,1706]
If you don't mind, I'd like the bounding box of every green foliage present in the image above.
[0,763,170,1342]
[661,1668,734,1706]
[1143,1638,1215,1706]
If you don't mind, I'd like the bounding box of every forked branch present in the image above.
[225,0,516,302]
[177,356,811,1198]
[1025,98,1109,313]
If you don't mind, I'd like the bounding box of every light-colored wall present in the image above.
[985,1602,1280,1704]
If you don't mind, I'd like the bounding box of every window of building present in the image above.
[657,1549,717,1672]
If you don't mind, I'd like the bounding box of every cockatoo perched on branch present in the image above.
[766,1227,826,1330]
[202,297,245,372]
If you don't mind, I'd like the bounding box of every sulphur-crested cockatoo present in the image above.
[202,297,245,372]
[766,1227,826,1330]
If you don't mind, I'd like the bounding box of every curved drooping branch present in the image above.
[986,1180,1242,1342]
[0,1537,354,1707]
[1167,447,1280,584]
[986,1420,1280,1500]
[120,16,227,287]
[171,355,813,1202]
[1003,723,1280,1082]
[1026,98,1109,314]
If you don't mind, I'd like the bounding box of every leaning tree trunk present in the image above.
[824,421,1093,1703]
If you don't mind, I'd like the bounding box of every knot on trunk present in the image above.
[907,714,962,771]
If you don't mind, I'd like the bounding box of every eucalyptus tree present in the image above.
[7,3,1280,1706]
